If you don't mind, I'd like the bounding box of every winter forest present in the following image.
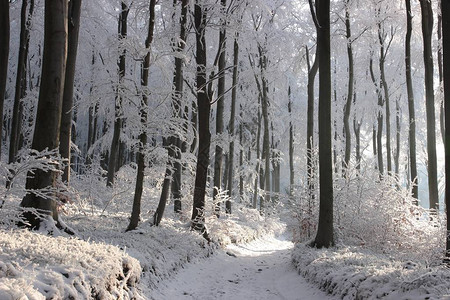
[1,0,450,298]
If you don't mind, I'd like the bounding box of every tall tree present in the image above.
[306,45,318,200]
[0,0,9,160]
[405,0,418,200]
[20,0,68,230]
[420,0,439,210]
[370,54,384,177]
[343,0,354,173]
[442,0,450,257]
[9,0,34,165]
[127,0,156,231]
[213,0,227,216]
[154,0,189,225]
[106,2,129,187]
[191,0,211,240]
[226,32,239,213]
[310,0,334,248]
[288,86,294,197]
[59,0,82,184]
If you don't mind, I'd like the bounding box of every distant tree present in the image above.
[419,0,439,210]
[0,0,9,160]
[59,0,82,184]
[20,0,68,230]
[191,0,211,240]
[106,2,129,187]
[127,0,156,231]
[310,0,334,248]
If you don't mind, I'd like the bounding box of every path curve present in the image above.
[151,235,333,300]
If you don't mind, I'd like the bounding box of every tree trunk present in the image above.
[405,0,418,200]
[253,102,261,209]
[420,0,439,210]
[106,2,128,187]
[370,55,384,177]
[59,0,82,184]
[191,0,210,240]
[288,86,294,197]
[438,13,445,144]
[213,0,227,216]
[0,0,9,160]
[239,104,244,201]
[394,96,401,176]
[20,0,68,230]
[378,23,392,175]
[226,33,239,213]
[260,50,271,214]
[127,0,156,231]
[171,0,189,214]
[311,0,334,248]
[441,0,450,257]
[306,45,318,200]
[343,2,354,173]
[9,0,34,165]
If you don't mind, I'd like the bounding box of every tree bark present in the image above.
[343,2,354,173]
[0,0,9,160]
[226,33,239,213]
[306,45,318,200]
[438,13,445,145]
[9,0,34,165]
[405,0,418,200]
[59,0,82,184]
[311,0,334,248]
[420,0,439,210]
[213,0,227,216]
[127,0,156,231]
[370,55,384,177]
[191,0,210,240]
[20,0,68,230]
[441,0,450,257]
[106,2,128,187]
[288,86,294,197]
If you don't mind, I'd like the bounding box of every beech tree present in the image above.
[191,0,211,239]
[59,0,82,184]
[127,0,156,231]
[20,0,68,230]
[420,0,439,210]
[442,0,450,257]
[0,0,9,160]
[310,0,334,248]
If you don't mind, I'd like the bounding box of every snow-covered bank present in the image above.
[152,235,332,300]
[292,243,450,300]
[0,229,142,299]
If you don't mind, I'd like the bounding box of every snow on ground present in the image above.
[151,234,334,300]
[292,243,450,300]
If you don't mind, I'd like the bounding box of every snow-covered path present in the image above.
[150,235,332,300]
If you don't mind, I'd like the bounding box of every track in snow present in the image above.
[151,235,332,300]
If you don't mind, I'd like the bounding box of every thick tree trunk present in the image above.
[9,0,34,165]
[260,53,271,214]
[405,0,418,200]
[20,0,68,230]
[226,33,238,213]
[59,0,82,184]
[420,0,439,210]
[343,3,354,173]
[213,0,227,216]
[127,0,156,231]
[438,14,445,144]
[370,56,384,177]
[191,1,210,240]
[311,0,334,248]
[106,2,128,187]
[441,0,450,257]
[0,0,9,160]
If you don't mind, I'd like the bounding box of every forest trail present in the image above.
[151,235,333,300]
